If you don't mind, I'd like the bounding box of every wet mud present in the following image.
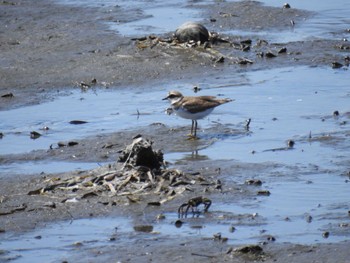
[1,0,350,262]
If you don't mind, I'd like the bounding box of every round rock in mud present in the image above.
[174,22,210,43]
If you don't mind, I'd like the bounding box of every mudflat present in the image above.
[1,0,349,262]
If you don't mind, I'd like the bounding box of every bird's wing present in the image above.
[181,97,222,113]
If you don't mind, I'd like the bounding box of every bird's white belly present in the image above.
[174,107,214,120]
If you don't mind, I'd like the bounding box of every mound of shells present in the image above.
[28,136,220,205]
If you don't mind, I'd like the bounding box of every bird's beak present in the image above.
[162,96,168,101]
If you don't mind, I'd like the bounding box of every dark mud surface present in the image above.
[1,0,350,262]
[1,0,348,110]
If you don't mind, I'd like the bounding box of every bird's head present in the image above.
[163,90,184,104]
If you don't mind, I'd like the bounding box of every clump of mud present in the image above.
[118,136,164,170]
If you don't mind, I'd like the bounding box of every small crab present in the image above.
[178,196,211,217]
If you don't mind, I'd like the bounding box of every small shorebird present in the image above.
[163,90,233,138]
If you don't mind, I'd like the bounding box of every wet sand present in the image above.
[1,0,350,262]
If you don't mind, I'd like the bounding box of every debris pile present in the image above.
[133,22,253,64]
[28,136,219,205]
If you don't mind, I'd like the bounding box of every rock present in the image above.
[174,22,210,43]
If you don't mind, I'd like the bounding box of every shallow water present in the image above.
[1,65,349,260]
[57,0,350,42]
[240,0,350,42]
[1,0,350,261]
[58,0,204,36]
[1,170,349,261]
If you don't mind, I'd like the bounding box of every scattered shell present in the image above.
[175,220,183,228]
[234,245,263,254]
[245,179,262,186]
[287,140,295,148]
[1,93,14,98]
[240,39,252,45]
[256,39,268,46]
[333,110,340,117]
[193,86,201,93]
[332,62,343,69]
[147,201,161,206]
[229,226,236,233]
[306,215,313,223]
[133,225,154,233]
[156,214,166,220]
[68,141,79,146]
[69,120,88,125]
[283,3,291,9]
[73,242,83,246]
[191,225,203,229]
[56,141,79,147]
[245,118,251,130]
[43,202,56,208]
[322,231,330,238]
[267,235,276,242]
[278,47,287,54]
[30,131,41,139]
[265,51,276,58]
[213,233,222,240]
[215,56,225,63]
[256,51,264,58]
[257,190,271,196]
[237,58,253,65]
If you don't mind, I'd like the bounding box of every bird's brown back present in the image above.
[174,96,233,114]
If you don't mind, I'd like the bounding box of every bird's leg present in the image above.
[190,120,194,136]
[194,120,198,137]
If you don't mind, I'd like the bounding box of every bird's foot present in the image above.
[186,134,199,140]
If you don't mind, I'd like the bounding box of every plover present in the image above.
[163,90,233,138]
